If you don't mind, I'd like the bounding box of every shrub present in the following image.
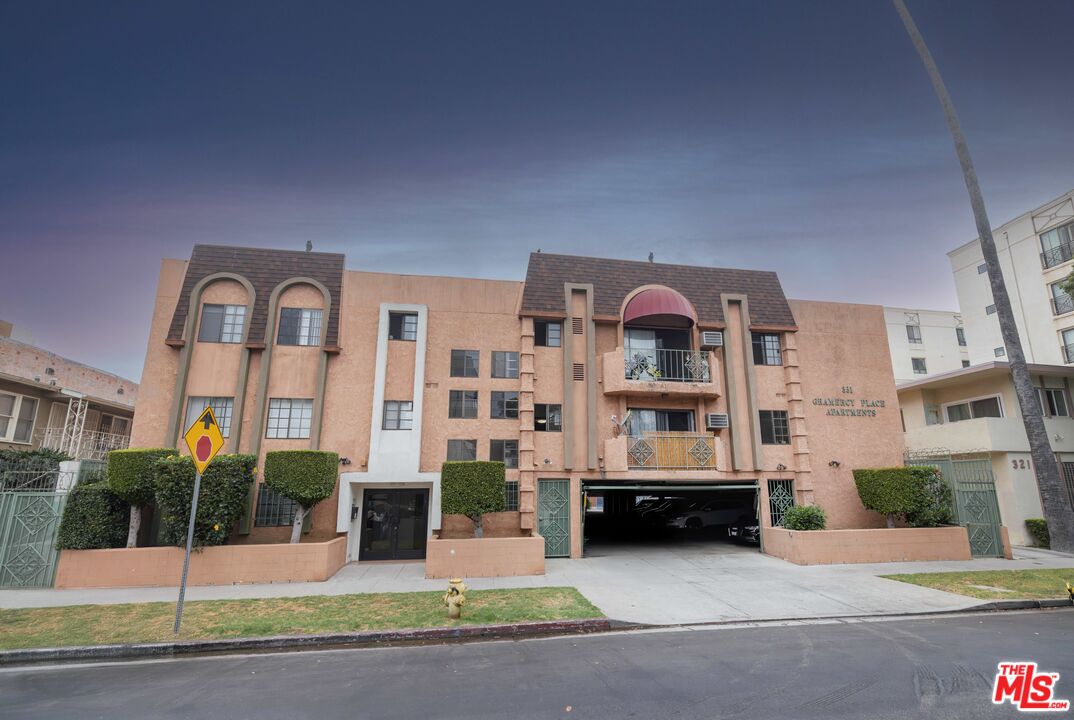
[1026,518,1050,549]
[440,461,506,537]
[783,504,827,531]
[154,454,256,547]
[263,451,339,543]
[107,448,174,548]
[853,466,953,528]
[0,448,71,475]
[57,481,130,550]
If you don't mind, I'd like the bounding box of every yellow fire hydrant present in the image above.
[443,578,468,619]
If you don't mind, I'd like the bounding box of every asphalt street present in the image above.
[2,609,1072,719]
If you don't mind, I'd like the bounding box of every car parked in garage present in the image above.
[665,500,750,530]
[727,514,760,544]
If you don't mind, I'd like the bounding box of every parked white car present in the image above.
[666,501,750,529]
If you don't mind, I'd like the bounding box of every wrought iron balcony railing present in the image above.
[627,432,717,469]
[624,348,710,383]
[1041,241,1074,269]
[1052,293,1074,316]
[1065,343,1074,365]
[40,427,131,461]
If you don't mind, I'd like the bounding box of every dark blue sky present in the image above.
[2,1,1073,381]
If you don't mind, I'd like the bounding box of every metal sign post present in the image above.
[173,470,202,634]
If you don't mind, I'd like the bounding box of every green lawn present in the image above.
[882,569,1074,600]
[0,587,603,650]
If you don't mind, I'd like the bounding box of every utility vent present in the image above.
[705,413,730,429]
[572,317,584,334]
[573,363,585,381]
[700,331,724,349]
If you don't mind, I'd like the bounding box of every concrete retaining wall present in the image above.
[425,534,545,578]
[55,537,348,588]
[764,526,974,565]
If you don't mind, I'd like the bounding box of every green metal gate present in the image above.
[538,479,570,558]
[907,451,1003,558]
[0,492,68,588]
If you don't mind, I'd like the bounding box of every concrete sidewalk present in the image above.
[1,544,1071,625]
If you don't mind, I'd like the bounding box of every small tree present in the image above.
[154,454,256,547]
[107,448,173,547]
[57,481,130,550]
[440,461,505,538]
[853,466,953,528]
[263,451,339,543]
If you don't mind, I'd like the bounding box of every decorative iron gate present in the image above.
[767,479,795,526]
[0,492,68,588]
[906,450,1003,558]
[538,479,570,558]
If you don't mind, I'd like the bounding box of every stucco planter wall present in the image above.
[55,537,348,588]
[425,533,545,579]
[763,526,974,565]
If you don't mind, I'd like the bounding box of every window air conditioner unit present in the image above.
[705,413,730,429]
[700,331,724,349]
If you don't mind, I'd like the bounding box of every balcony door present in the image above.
[627,409,695,436]
[625,327,692,380]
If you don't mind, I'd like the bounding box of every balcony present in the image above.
[601,348,720,398]
[40,427,131,461]
[1065,343,1074,364]
[625,433,718,470]
[1041,240,1074,269]
[1053,293,1074,316]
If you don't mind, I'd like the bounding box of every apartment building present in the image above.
[950,189,1074,366]
[884,307,970,382]
[131,245,906,561]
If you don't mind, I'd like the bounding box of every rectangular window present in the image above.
[450,350,479,377]
[1050,281,1074,316]
[945,396,1003,423]
[994,346,1006,357]
[490,439,519,469]
[277,308,323,346]
[905,325,922,344]
[1040,221,1074,269]
[198,304,246,343]
[504,480,519,511]
[534,403,562,431]
[956,327,966,346]
[265,398,313,438]
[912,357,927,374]
[491,391,519,419]
[986,304,997,315]
[759,410,790,445]
[1038,388,1069,418]
[185,396,234,438]
[388,311,418,341]
[255,484,298,527]
[977,263,987,274]
[0,392,37,444]
[962,360,971,368]
[492,351,519,378]
[447,439,476,461]
[382,401,414,430]
[534,320,562,347]
[448,390,478,419]
[751,333,782,365]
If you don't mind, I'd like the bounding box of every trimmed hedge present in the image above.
[263,451,338,508]
[783,504,827,531]
[108,448,174,507]
[1026,518,1050,549]
[0,448,70,472]
[853,466,953,528]
[441,461,505,535]
[56,481,130,550]
[154,454,256,547]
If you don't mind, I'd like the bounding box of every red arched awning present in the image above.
[623,288,697,327]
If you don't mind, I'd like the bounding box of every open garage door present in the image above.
[581,482,759,557]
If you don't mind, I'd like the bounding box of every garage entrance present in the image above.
[581,482,759,556]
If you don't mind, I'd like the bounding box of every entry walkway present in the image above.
[1,545,1071,625]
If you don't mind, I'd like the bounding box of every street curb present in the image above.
[0,618,618,667]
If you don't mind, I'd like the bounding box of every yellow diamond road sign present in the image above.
[184,406,224,474]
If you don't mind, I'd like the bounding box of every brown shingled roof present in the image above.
[167,245,345,346]
[520,252,796,328]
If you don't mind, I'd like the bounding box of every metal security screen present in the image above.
[0,492,67,588]
[767,479,795,526]
[504,481,519,511]
[538,479,570,557]
[255,485,298,527]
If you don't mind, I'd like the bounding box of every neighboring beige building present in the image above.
[0,323,137,460]
[949,189,1074,366]
[884,306,970,382]
[898,362,1074,546]
[130,245,910,565]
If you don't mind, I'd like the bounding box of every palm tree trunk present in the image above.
[893,0,1074,554]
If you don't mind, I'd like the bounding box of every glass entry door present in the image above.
[359,489,429,561]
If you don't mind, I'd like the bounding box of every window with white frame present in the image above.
[388,312,418,341]
[945,395,1002,423]
[266,398,313,438]
[186,397,234,437]
[759,410,790,445]
[534,320,561,347]
[751,333,782,365]
[1037,388,1069,418]
[383,401,414,430]
[277,308,322,346]
[0,392,38,444]
[492,351,519,378]
[198,304,247,343]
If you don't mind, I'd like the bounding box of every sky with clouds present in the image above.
[2,0,1073,381]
